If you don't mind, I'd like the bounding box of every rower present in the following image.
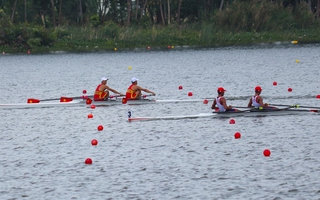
[93,77,124,101]
[247,86,277,110]
[126,77,156,100]
[211,87,238,112]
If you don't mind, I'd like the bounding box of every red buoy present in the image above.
[85,158,92,164]
[91,139,98,146]
[97,125,103,131]
[316,94,320,99]
[91,104,96,109]
[234,132,241,139]
[87,113,93,118]
[263,149,271,157]
[178,86,183,90]
[273,81,277,86]
[188,92,193,96]
[288,87,292,92]
[203,99,208,104]
[83,90,87,94]
[229,119,235,124]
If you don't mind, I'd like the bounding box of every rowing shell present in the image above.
[128,109,318,122]
[87,98,206,106]
[0,100,82,109]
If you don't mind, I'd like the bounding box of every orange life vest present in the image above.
[94,84,107,101]
[126,84,138,99]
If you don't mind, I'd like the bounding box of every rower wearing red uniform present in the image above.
[93,77,124,101]
[211,87,237,112]
[247,86,276,109]
[126,77,156,100]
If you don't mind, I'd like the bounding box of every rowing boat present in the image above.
[86,98,206,106]
[0,100,82,109]
[0,97,206,109]
[127,108,318,122]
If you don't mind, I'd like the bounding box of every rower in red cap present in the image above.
[211,87,238,112]
[247,86,276,109]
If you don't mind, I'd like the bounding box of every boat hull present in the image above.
[128,109,318,122]
[0,100,82,109]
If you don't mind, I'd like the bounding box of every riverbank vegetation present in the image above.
[1,0,320,53]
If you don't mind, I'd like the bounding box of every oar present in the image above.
[269,103,320,109]
[27,95,93,103]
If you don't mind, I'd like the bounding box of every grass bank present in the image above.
[1,25,320,54]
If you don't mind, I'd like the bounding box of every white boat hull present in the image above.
[128,109,318,122]
[0,100,82,109]
[87,98,205,106]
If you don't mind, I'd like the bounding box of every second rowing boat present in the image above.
[128,108,318,122]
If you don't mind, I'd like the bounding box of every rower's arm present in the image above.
[211,99,217,109]
[105,86,123,95]
[221,98,231,109]
[141,87,156,96]
[248,98,253,107]
[257,96,265,107]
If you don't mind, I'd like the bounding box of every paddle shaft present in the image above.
[269,104,320,109]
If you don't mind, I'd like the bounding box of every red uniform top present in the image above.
[126,84,138,99]
[94,84,107,101]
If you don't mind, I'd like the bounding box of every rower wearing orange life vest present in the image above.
[93,77,124,101]
[247,86,276,109]
[126,77,156,99]
[211,87,237,112]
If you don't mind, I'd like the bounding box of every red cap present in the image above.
[255,86,262,92]
[217,87,226,93]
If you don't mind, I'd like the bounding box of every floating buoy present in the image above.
[188,92,193,96]
[295,59,300,63]
[97,125,103,131]
[91,104,96,109]
[263,149,271,157]
[288,87,292,92]
[203,99,208,104]
[87,113,93,118]
[128,66,132,70]
[114,47,117,51]
[229,119,235,124]
[2,52,5,55]
[178,86,183,90]
[147,46,151,50]
[167,45,171,49]
[85,158,92,164]
[291,41,298,44]
[83,90,87,94]
[27,49,30,54]
[234,132,241,139]
[171,46,175,49]
[273,81,277,86]
[91,139,98,146]
[316,94,320,99]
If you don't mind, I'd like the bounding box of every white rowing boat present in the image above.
[0,100,82,109]
[0,97,206,109]
[86,98,206,106]
[127,108,319,122]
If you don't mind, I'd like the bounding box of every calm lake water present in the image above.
[1,44,320,200]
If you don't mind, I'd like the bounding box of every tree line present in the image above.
[2,0,320,26]
[0,0,319,52]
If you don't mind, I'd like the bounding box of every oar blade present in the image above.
[27,98,40,103]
